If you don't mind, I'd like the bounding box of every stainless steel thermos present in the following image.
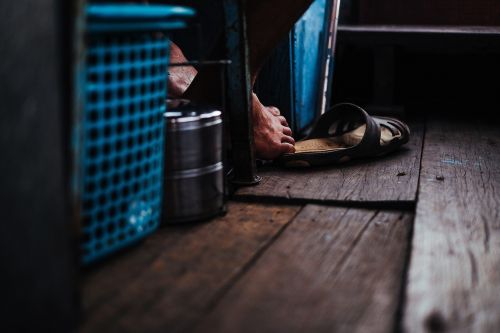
[163,109,225,223]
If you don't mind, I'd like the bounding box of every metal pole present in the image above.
[223,0,261,185]
[318,0,342,116]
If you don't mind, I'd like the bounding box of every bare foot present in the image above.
[252,93,295,159]
[167,44,295,160]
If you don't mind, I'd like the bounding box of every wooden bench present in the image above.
[336,25,500,111]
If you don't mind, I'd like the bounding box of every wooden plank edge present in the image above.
[231,194,416,211]
[394,115,426,332]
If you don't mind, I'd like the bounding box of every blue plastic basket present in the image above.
[77,4,194,264]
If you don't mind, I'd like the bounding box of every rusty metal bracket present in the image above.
[223,0,261,186]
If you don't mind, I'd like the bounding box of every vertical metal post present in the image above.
[223,0,261,185]
[318,0,341,115]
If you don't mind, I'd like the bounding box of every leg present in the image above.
[246,0,314,159]
[176,0,314,159]
[246,0,314,81]
[167,42,197,99]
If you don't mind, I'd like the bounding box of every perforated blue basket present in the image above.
[77,4,194,264]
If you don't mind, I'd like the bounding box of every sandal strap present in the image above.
[373,116,411,144]
[307,103,382,152]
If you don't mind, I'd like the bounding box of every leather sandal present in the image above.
[277,103,410,168]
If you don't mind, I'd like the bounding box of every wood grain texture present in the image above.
[357,1,500,26]
[404,118,500,332]
[82,202,301,333]
[236,120,423,205]
[337,25,500,53]
[339,25,500,35]
[195,205,413,333]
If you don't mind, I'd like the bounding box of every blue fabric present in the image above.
[292,0,328,131]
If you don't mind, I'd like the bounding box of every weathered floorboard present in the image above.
[236,119,423,205]
[195,205,413,333]
[404,118,500,332]
[82,202,301,333]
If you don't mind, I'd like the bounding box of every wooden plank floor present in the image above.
[404,118,500,332]
[235,119,423,206]
[82,115,500,333]
[82,203,301,333]
[194,206,412,333]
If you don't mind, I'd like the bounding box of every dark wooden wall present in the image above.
[332,46,500,109]
[0,0,78,330]
[343,0,500,26]
[333,1,500,110]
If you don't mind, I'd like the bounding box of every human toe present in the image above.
[281,135,295,145]
[282,126,293,136]
[277,116,289,126]
[281,143,296,154]
[268,106,280,116]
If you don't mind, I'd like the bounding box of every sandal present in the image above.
[277,103,410,167]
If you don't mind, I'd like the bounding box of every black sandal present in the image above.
[277,103,410,168]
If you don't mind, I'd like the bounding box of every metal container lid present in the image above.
[166,162,224,180]
[165,109,222,132]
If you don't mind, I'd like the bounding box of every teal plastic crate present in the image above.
[76,4,194,264]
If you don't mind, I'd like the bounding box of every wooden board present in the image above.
[195,205,413,333]
[357,1,500,26]
[236,119,423,206]
[339,25,500,36]
[337,25,500,52]
[404,118,500,332]
[82,202,301,333]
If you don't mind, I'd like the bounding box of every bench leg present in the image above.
[370,45,405,116]
[223,0,261,185]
